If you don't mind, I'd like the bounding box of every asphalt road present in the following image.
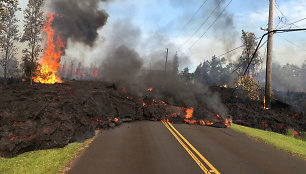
[68,121,306,174]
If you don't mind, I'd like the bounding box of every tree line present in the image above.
[0,0,44,85]
[178,30,306,92]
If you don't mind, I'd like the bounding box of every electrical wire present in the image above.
[215,35,263,59]
[178,0,223,50]
[276,33,306,51]
[187,0,233,50]
[279,17,306,29]
[176,0,209,37]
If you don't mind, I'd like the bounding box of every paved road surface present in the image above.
[68,121,306,174]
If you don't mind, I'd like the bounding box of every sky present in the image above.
[16,0,306,70]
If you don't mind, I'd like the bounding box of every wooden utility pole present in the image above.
[165,48,169,72]
[265,0,275,109]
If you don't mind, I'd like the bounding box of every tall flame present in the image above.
[33,13,65,84]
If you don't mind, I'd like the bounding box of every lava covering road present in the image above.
[0,81,228,157]
[0,81,305,158]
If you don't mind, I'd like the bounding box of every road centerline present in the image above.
[161,120,210,174]
[167,122,221,174]
[162,121,221,174]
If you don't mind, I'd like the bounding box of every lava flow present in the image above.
[33,13,65,84]
[184,107,196,124]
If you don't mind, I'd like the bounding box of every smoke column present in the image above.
[49,0,109,46]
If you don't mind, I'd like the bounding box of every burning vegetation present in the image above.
[34,13,65,84]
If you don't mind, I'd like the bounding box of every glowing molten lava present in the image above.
[185,108,193,119]
[184,107,196,124]
[33,13,65,84]
[263,97,267,109]
[147,88,153,92]
[225,117,232,127]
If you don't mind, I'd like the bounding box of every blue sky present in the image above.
[99,0,306,68]
[17,0,306,69]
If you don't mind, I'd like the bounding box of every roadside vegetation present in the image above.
[231,124,306,159]
[0,142,84,174]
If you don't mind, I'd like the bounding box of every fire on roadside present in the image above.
[33,13,65,84]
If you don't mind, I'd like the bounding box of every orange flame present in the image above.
[249,73,252,80]
[216,114,222,119]
[199,120,206,125]
[114,118,119,122]
[263,97,266,109]
[33,13,65,84]
[147,88,153,92]
[184,107,196,124]
[91,69,99,78]
[185,108,193,119]
[225,118,232,127]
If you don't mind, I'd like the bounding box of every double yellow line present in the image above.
[161,120,220,174]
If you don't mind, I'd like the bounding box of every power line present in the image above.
[242,39,268,76]
[187,0,233,50]
[275,1,288,25]
[241,28,306,76]
[274,1,302,29]
[217,28,306,60]
[259,42,267,72]
[216,36,262,58]
[279,17,306,29]
[216,45,243,58]
[275,1,286,19]
[178,0,223,49]
[276,33,306,51]
[229,39,267,75]
[177,0,209,36]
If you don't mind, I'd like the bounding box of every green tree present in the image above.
[0,3,19,85]
[21,0,44,85]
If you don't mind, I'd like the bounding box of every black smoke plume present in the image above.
[101,45,144,83]
[49,0,109,46]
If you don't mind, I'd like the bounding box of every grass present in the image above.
[231,124,306,160]
[0,142,84,174]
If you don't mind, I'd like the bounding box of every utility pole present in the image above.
[265,0,275,109]
[165,48,169,72]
